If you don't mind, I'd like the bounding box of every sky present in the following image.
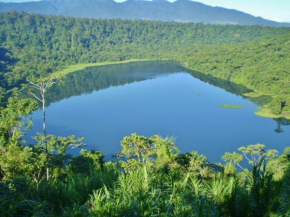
[1,0,290,22]
[190,0,290,23]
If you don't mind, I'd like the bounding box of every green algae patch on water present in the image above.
[220,104,245,109]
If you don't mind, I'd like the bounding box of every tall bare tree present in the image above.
[27,75,60,180]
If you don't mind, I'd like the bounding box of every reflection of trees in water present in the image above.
[46,61,272,108]
[246,95,272,107]
[25,60,288,133]
[188,69,289,133]
[188,69,272,106]
[274,118,290,133]
[45,61,185,105]
[188,69,251,96]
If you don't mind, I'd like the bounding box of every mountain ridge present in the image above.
[0,0,289,26]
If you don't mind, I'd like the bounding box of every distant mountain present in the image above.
[0,0,289,26]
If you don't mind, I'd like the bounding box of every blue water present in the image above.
[26,61,290,163]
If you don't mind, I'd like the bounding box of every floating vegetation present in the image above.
[220,104,245,109]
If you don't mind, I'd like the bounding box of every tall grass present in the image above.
[1,142,289,216]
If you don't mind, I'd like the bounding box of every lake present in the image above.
[25,61,290,163]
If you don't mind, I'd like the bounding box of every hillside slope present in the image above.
[0,12,289,115]
[0,0,289,26]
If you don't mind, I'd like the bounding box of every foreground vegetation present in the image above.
[0,12,290,117]
[0,92,290,216]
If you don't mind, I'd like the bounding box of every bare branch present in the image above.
[29,92,43,102]
[30,86,42,91]
[242,151,251,162]
[27,79,41,88]
[237,163,245,171]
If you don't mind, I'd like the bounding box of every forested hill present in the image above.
[0,0,289,27]
[1,12,290,92]
[0,12,290,115]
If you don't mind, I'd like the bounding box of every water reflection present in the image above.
[45,60,269,106]
[188,70,272,106]
[25,60,290,161]
[188,70,251,96]
[33,60,282,134]
[274,118,290,133]
[45,61,185,105]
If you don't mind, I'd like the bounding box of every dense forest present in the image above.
[0,13,290,106]
[187,34,290,116]
[1,12,290,216]
[1,12,290,114]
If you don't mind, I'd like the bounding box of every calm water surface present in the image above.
[26,61,290,163]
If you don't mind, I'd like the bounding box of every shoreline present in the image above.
[255,108,290,120]
[54,59,152,77]
[53,59,290,120]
